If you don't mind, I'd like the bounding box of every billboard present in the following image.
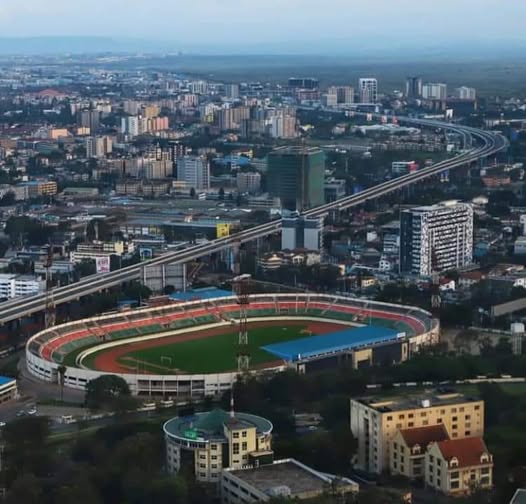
[96,256,111,274]
[217,223,231,239]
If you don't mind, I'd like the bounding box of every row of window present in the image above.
[385,404,480,423]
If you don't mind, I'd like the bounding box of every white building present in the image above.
[0,376,18,404]
[400,201,474,276]
[359,78,378,104]
[422,83,448,100]
[455,86,477,100]
[0,274,45,300]
[176,156,210,190]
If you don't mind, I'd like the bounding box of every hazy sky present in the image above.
[0,0,523,47]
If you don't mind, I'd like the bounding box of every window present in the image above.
[422,420,429,426]
[465,431,471,437]
[440,409,445,415]
[480,476,490,485]
[429,465,433,474]
[459,407,464,412]
[233,443,240,455]
[242,442,247,451]
[211,444,218,450]
[393,461,397,469]
[452,424,458,430]
[200,455,206,460]
[470,473,476,481]
[396,423,402,429]
[211,464,218,469]
[399,414,405,419]
[429,456,434,463]
[387,416,393,421]
[437,479,441,487]
[420,412,427,417]
[393,443,398,451]
[452,408,457,413]
[232,432,240,439]
[200,463,206,469]
[242,431,247,438]
[451,481,460,489]
[400,464,405,472]
[452,433,458,438]
[465,415,471,420]
[211,455,217,460]
[451,472,459,479]
[408,422,414,428]
[452,416,458,422]
[474,405,480,411]
[408,413,414,419]
[437,418,443,423]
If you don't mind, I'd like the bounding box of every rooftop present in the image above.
[399,424,449,449]
[270,146,322,155]
[436,437,491,468]
[164,409,273,443]
[0,375,16,386]
[356,391,481,413]
[227,459,358,497]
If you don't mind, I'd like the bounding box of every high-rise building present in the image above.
[422,83,448,100]
[78,109,101,132]
[406,76,423,98]
[282,216,324,251]
[176,156,210,190]
[267,146,325,211]
[400,201,474,276]
[224,83,240,100]
[359,78,378,104]
[455,86,477,100]
[86,136,113,159]
[288,77,319,89]
[236,172,261,194]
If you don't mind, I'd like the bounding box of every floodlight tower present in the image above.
[233,274,251,372]
[44,245,56,329]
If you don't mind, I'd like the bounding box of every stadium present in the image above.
[25,292,439,398]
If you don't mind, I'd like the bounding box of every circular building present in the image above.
[163,408,273,483]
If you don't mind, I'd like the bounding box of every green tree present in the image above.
[4,473,43,504]
[85,375,134,411]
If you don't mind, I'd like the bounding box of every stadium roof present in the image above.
[262,325,401,362]
[170,287,233,302]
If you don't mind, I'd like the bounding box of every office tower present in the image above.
[282,216,324,251]
[218,108,235,131]
[236,172,261,194]
[121,116,140,137]
[359,78,378,104]
[400,201,474,276]
[176,156,210,190]
[224,83,240,100]
[337,86,354,104]
[267,146,325,211]
[406,76,423,98]
[288,77,319,89]
[455,86,477,100]
[268,114,297,139]
[188,80,209,95]
[422,83,448,100]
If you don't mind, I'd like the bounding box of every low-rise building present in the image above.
[0,274,45,300]
[0,376,17,403]
[425,437,493,495]
[350,392,484,474]
[221,458,359,503]
[164,408,273,484]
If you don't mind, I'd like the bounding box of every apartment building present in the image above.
[350,392,484,474]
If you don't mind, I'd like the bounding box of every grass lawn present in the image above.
[112,325,313,374]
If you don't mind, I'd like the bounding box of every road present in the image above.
[0,115,508,324]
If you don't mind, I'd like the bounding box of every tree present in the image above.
[86,218,111,242]
[85,375,134,411]
[5,473,43,504]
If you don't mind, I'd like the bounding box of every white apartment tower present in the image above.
[400,201,474,276]
[359,78,378,104]
[176,156,210,190]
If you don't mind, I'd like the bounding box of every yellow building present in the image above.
[49,128,69,140]
[425,437,493,495]
[390,424,449,479]
[164,408,273,483]
[350,392,484,474]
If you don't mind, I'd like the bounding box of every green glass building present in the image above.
[267,146,325,211]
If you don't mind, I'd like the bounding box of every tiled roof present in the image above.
[436,437,491,468]
[399,424,449,449]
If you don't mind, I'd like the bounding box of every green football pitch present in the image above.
[111,324,314,374]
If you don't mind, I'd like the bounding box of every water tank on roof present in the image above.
[421,399,431,408]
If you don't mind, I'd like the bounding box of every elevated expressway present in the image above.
[0,118,508,324]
